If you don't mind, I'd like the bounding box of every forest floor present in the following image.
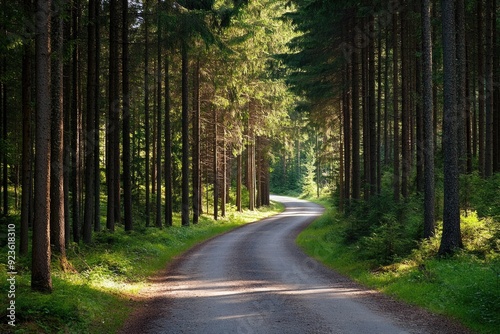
[120,196,472,334]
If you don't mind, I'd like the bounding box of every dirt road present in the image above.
[121,196,471,334]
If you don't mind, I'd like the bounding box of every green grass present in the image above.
[0,201,284,334]
[297,200,500,334]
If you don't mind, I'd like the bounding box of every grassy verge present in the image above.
[0,201,284,334]
[296,200,500,334]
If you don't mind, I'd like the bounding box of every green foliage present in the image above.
[297,201,500,334]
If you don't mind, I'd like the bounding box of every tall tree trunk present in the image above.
[122,0,132,231]
[422,0,435,239]
[181,41,190,226]
[401,10,410,199]
[221,130,227,216]
[351,15,361,201]
[94,0,101,232]
[456,0,467,173]
[107,0,118,232]
[156,14,162,228]
[84,0,97,244]
[236,152,242,212]
[368,15,376,197]
[32,0,52,293]
[493,0,500,173]
[342,68,351,205]
[439,0,462,255]
[165,54,173,226]
[144,1,150,227]
[484,0,494,177]
[393,12,400,202]
[213,108,218,220]
[376,19,383,195]
[20,0,33,256]
[51,0,66,254]
[192,59,201,223]
[71,0,81,241]
[477,0,485,176]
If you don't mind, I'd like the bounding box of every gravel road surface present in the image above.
[121,195,472,334]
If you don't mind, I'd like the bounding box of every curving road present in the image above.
[121,196,471,334]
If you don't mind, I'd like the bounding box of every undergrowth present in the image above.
[297,172,500,334]
[0,201,284,334]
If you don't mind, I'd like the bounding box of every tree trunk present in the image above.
[213,108,218,220]
[401,11,410,199]
[192,59,201,223]
[484,0,494,177]
[144,1,150,226]
[477,0,485,176]
[156,15,162,229]
[165,54,173,226]
[181,41,190,226]
[456,0,467,173]
[422,0,435,239]
[51,0,66,254]
[123,0,132,231]
[236,152,242,212]
[368,15,376,197]
[71,0,81,241]
[20,0,33,256]
[439,0,462,255]
[84,0,97,243]
[94,0,101,232]
[342,68,350,205]
[393,12,400,202]
[351,15,361,201]
[32,0,52,293]
[107,0,119,232]
[221,130,227,216]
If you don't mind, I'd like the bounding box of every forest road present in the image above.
[120,195,472,334]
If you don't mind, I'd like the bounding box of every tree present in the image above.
[164,53,173,227]
[84,0,97,243]
[439,0,462,255]
[32,0,52,293]
[107,0,119,232]
[144,0,151,227]
[421,0,435,239]
[20,0,33,256]
[123,0,132,231]
[181,40,190,226]
[50,0,66,254]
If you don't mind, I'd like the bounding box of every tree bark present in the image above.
[484,0,494,177]
[107,0,119,232]
[422,0,435,239]
[50,0,66,254]
[84,0,97,243]
[236,152,242,212]
[123,0,132,231]
[351,15,361,201]
[94,0,101,232]
[393,12,400,202]
[213,108,218,220]
[71,0,81,241]
[181,41,190,226]
[477,0,485,176]
[32,0,52,293]
[20,0,33,256]
[156,14,162,229]
[439,0,462,255]
[144,1,150,227]
[192,59,201,223]
[165,54,173,226]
